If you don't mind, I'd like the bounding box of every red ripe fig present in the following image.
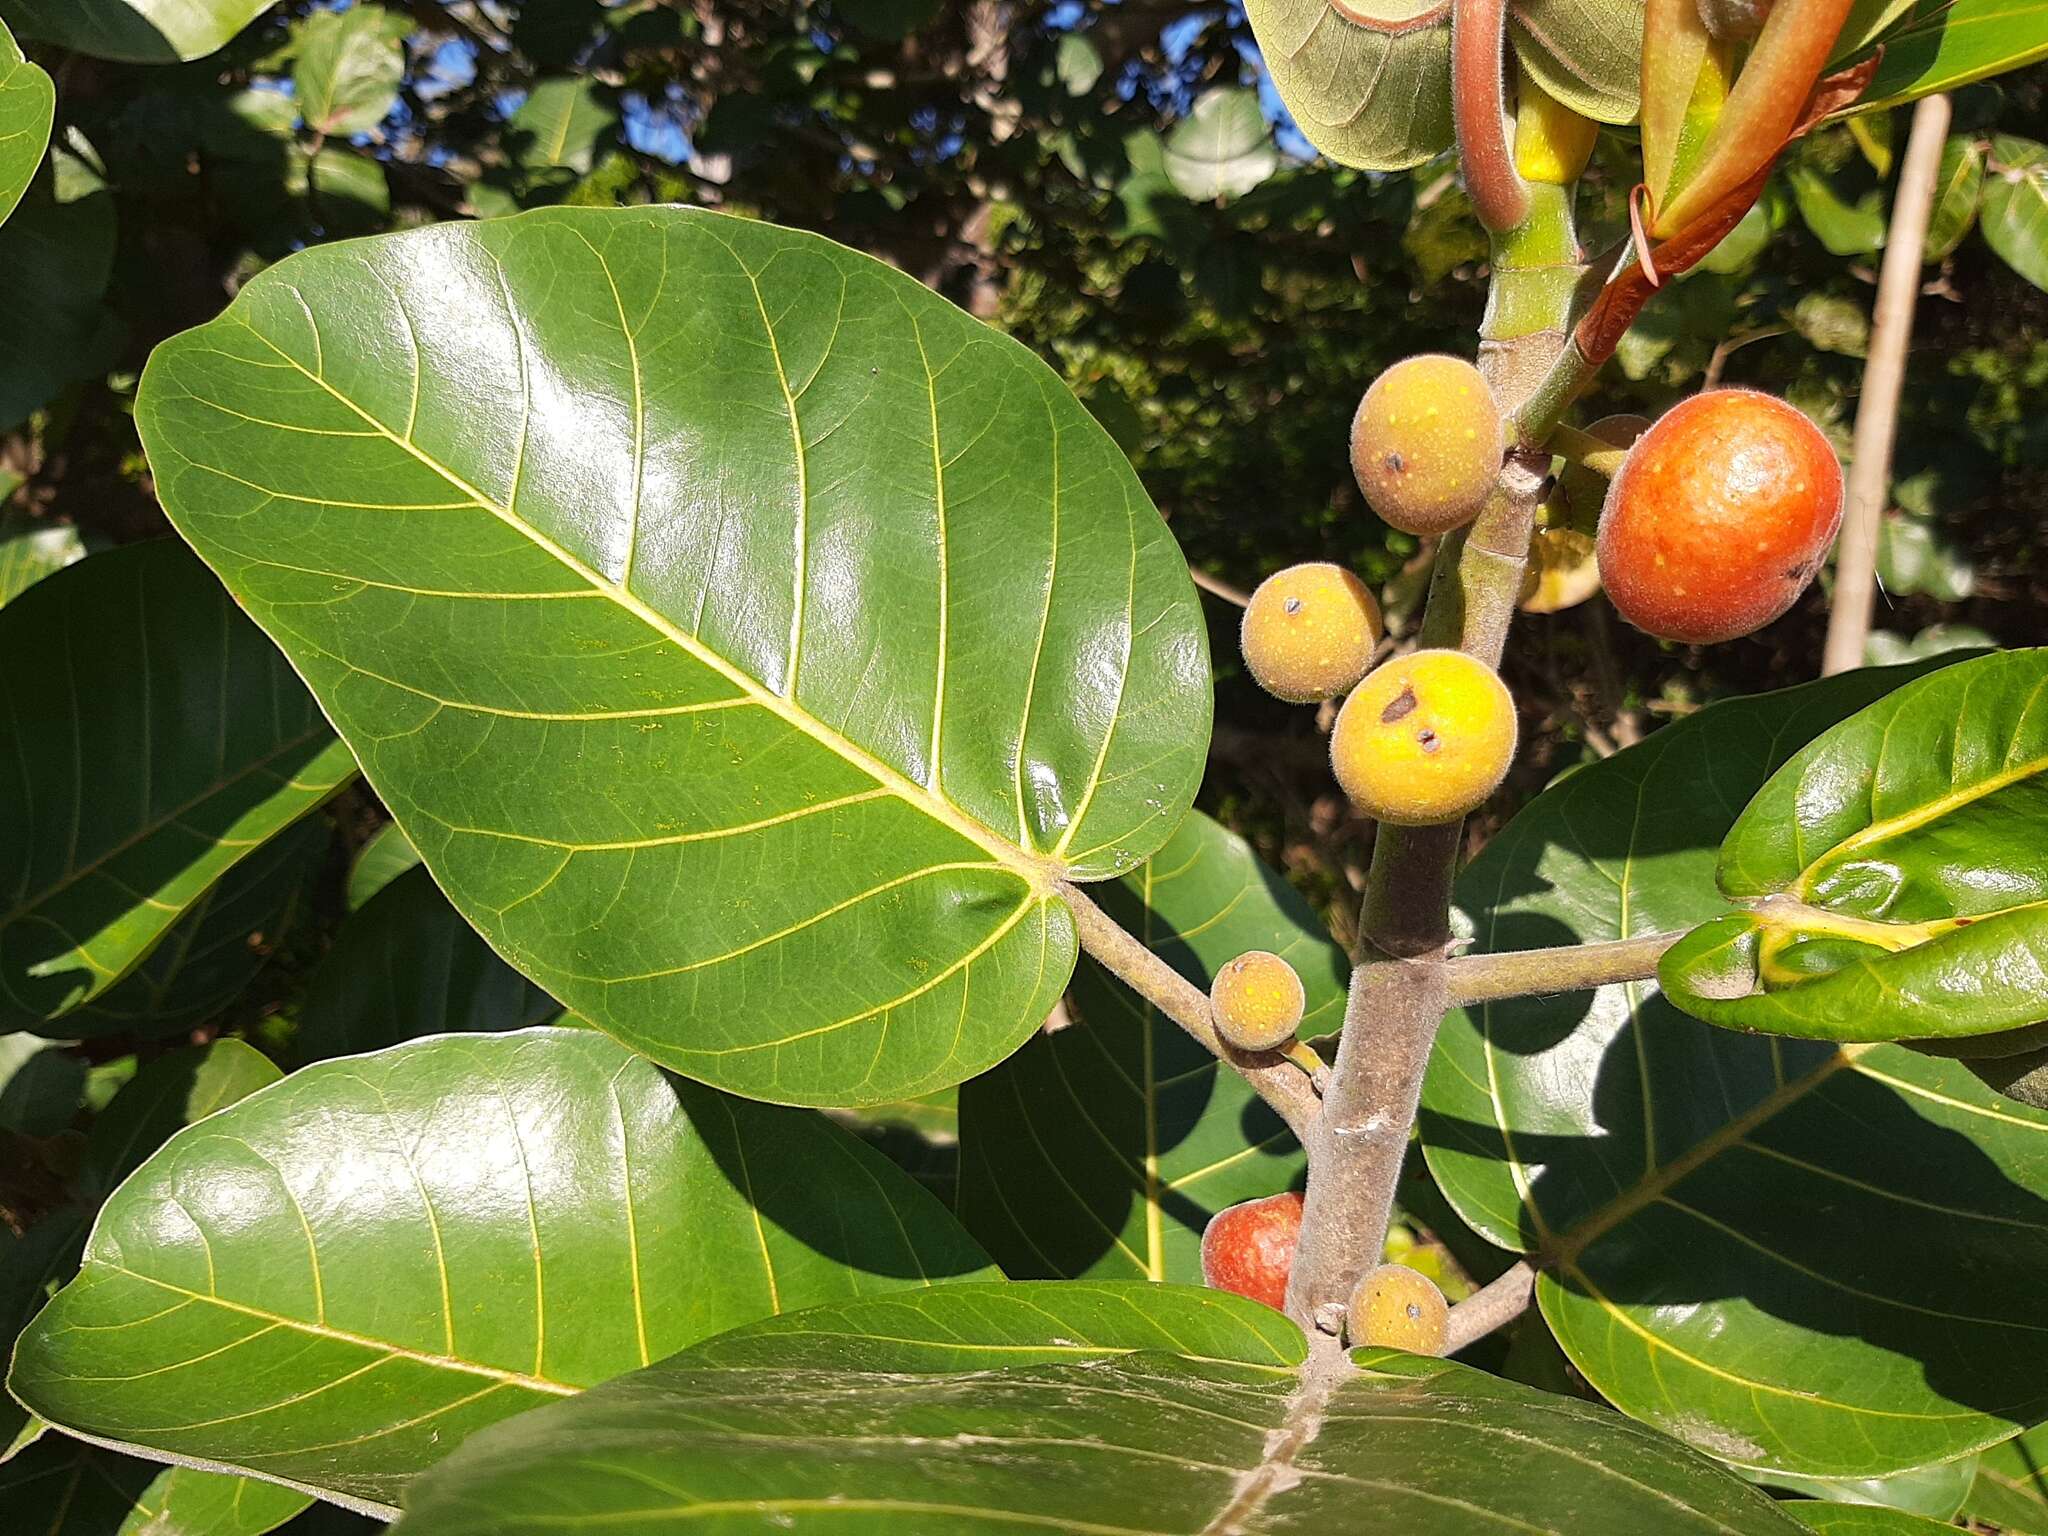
[1597,389,1843,645]
[1199,1191,1304,1311]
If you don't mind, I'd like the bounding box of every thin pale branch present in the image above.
[1057,881,1322,1141]
[1189,565,1250,608]
[1444,931,1680,1006]
[1443,1261,1536,1353]
[1822,93,1952,677]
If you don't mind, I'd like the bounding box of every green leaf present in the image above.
[1241,0,1453,171]
[1781,1504,1968,1534]
[138,207,1210,1106]
[1161,87,1278,201]
[0,1030,82,1134]
[65,820,325,1040]
[1750,1454,1979,1518]
[1876,510,1976,600]
[508,77,617,174]
[0,1435,309,1536]
[958,810,1344,1282]
[292,863,560,1064]
[1422,656,2048,1478]
[1982,139,2048,291]
[0,16,51,229]
[0,516,89,607]
[9,1027,998,1515]
[1924,135,1984,261]
[393,1281,1810,1535]
[345,821,420,910]
[1661,649,2048,1042]
[0,170,120,432]
[1788,163,1888,255]
[0,0,279,63]
[1055,32,1103,95]
[1512,0,1645,127]
[1,544,357,1033]
[1854,0,2048,112]
[290,5,404,138]
[1964,1422,2048,1533]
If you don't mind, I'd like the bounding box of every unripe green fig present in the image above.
[1351,355,1503,536]
[1209,951,1307,1053]
[1348,1263,1449,1353]
[1239,563,1382,704]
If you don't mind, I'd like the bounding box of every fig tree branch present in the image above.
[1443,1260,1536,1353]
[1822,93,1952,677]
[1443,931,1681,1006]
[1057,881,1322,1141]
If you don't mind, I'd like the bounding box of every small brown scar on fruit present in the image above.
[1284,597,1302,614]
[1380,686,1420,724]
[1416,728,1440,752]
[1383,452,1405,473]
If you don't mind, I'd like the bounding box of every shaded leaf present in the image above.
[1422,656,2048,1477]
[0,15,51,229]
[0,170,120,432]
[292,863,560,1065]
[10,1028,997,1515]
[1982,136,2048,290]
[0,516,89,607]
[0,1435,308,1536]
[1,544,357,1033]
[1854,0,2048,112]
[393,1281,1809,1535]
[291,5,405,138]
[66,820,326,1040]
[345,821,420,911]
[959,810,1344,1283]
[1963,1423,2048,1533]
[0,0,276,62]
[1161,87,1278,201]
[1749,1455,1979,1518]
[1662,649,2048,1041]
[1788,162,1888,255]
[138,207,1209,1106]
[1924,135,1984,260]
[0,1030,81,1134]
[1781,1504,1969,1534]
[508,77,617,174]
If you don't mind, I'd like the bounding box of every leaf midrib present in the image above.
[227,305,1057,898]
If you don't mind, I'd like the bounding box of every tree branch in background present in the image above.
[1822,94,1953,676]
[1057,881,1323,1141]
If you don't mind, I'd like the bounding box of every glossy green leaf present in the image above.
[1780,1505,1966,1534]
[1854,0,2048,112]
[138,207,1209,1106]
[394,1281,1809,1536]
[0,170,120,432]
[66,820,326,1040]
[0,0,278,63]
[292,863,560,1065]
[1,544,357,1034]
[1162,87,1278,201]
[291,5,405,138]
[1661,649,2048,1042]
[508,77,616,173]
[345,822,420,910]
[0,16,51,229]
[1964,1422,2048,1532]
[1924,135,1984,261]
[1422,657,2048,1478]
[958,810,1344,1283]
[1750,1455,1978,1518]
[1982,138,2048,291]
[9,1027,998,1515]
[0,516,89,607]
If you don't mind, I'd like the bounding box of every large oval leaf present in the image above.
[959,809,1345,1282]
[1422,658,2048,1479]
[137,206,1210,1107]
[0,0,278,63]
[393,1281,1809,1535]
[1661,648,2048,1041]
[0,16,51,230]
[8,1027,997,1515]
[0,543,357,1033]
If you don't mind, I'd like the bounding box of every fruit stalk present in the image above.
[1284,177,1585,1332]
